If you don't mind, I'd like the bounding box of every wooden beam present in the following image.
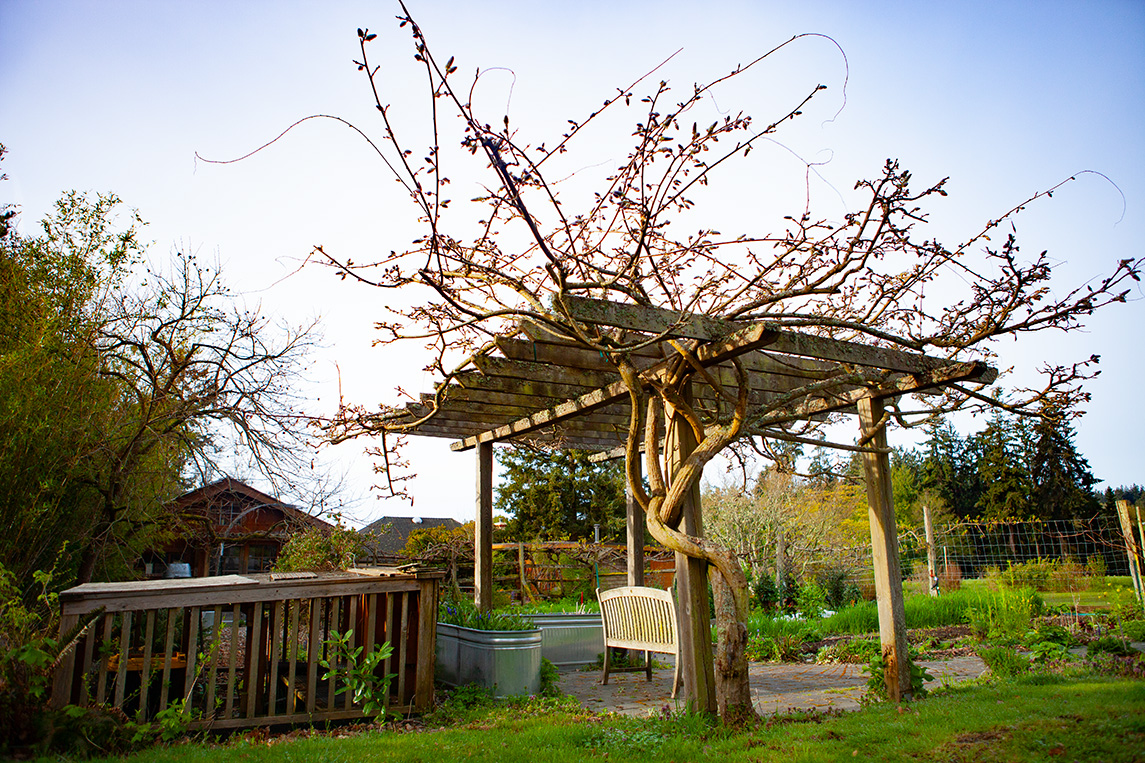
[452,321,782,451]
[752,361,995,428]
[562,295,957,373]
[857,395,911,702]
[474,356,617,389]
[475,442,494,612]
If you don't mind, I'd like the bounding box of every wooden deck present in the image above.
[50,569,442,730]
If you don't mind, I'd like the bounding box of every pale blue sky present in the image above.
[2,1,1142,523]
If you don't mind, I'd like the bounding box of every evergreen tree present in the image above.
[494,448,625,541]
[971,411,1033,520]
[1030,407,1100,519]
[920,419,980,519]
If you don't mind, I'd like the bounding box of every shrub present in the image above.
[816,568,863,610]
[796,582,827,619]
[752,573,779,614]
[273,523,365,572]
[978,645,1030,677]
[1087,636,1136,658]
[1120,619,1145,642]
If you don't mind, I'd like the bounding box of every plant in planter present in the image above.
[436,597,541,697]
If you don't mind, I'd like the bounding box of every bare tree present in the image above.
[220,9,1141,719]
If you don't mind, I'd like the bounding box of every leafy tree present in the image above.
[0,182,317,587]
[495,448,625,542]
[403,521,474,599]
[257,16,1142,718]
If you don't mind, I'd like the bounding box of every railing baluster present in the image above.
[397,592,410,705]
[345,595,358,710]
[139,609,156,720]
[268,601,283,718]
[159,608,176,712]
[184,606,200,712]
[224,603,241,719]
[205,605,221,718]
[325,597,339,710]
[113,611,132,710]
[306,598,320,713]
[288,600,300,714]
[96,615,113,705]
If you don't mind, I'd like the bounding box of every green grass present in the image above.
[98,677,1144,763]
[817,587,1017,635]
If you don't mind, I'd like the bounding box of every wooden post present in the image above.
[1115,499,1143,604]
[923,504,938,597]
[627,454,645,588]
[414,577,438,711]
[665,382,717,715]
[475,441,495,612]
[857,395,911,702]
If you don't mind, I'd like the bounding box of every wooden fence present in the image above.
[50,570,442,730]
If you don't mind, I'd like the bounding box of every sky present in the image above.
[1,1,1143,526]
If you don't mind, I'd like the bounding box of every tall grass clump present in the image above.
[817,587,1043,636]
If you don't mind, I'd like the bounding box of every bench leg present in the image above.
[601,645,611,686]
[645,650,652,682]
[671,652,681,699]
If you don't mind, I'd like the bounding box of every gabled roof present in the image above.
[172,477,334,532]
[360,516,463,558]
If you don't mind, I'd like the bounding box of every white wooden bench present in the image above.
[597,586,681,697]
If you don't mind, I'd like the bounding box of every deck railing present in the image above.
[50,570,442,730]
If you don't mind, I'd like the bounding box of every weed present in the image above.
[319,630,396,722]
[862,651,932,702]
[978,645,1030,677]
[815,638,880,665]
[538,657,560,697]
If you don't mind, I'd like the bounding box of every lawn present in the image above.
[99,675,1144,763]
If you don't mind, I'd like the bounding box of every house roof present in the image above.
[172,477,334,534]
[360,516,463,558]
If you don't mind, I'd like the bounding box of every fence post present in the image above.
[1116,499,1143,604]
[923,504,938,597]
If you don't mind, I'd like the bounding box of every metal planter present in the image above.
[435,623,542,697]
[523,613,604,667]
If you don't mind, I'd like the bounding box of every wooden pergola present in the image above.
[382,296,996,704]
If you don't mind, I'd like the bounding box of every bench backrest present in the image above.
[598,585,678,655]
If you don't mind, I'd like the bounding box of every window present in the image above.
[246,543,277,573]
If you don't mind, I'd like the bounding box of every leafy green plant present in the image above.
[273,523,365,572]
[978,645,1030,677]
[1024,621,1074,648]
[751,573,779,613]
[319,629,396,722]
[539,657,560,697]
[796,582,827,619]
[439,595,532,631]
[1087,636,1136,658]
[1027,640,1071,664]
[862,651,932,701]
[1120,619,1145,642]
